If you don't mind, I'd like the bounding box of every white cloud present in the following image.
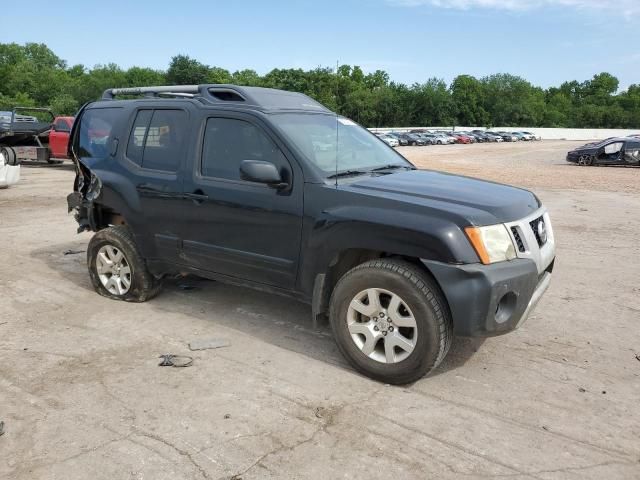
[388,0,640,15]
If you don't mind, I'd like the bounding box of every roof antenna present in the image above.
[335,59,339,187]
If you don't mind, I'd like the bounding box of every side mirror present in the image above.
[240,160,288,189]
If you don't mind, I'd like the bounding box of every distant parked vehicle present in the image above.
[0,107,59,164]
[493,131,518,142]
[511,132,528,141]
[415,133,435,145]
[518,131,538,141]
[49,116,75,158]
[566,137,640,166]
[388,132,409,146]
[405,133,427,146]
[450,133,472,144]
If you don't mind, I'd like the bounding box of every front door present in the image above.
[50,118,71,158]
[180,113,303,289]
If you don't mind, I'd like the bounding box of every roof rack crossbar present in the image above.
[102,85,200,99]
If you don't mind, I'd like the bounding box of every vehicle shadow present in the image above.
[32,240,485,380]
[21,161,75,170]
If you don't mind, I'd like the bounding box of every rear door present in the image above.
[122,106,192,264]
[180,111,304,288]
[623,141,640,164]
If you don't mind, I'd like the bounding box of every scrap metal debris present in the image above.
[158,354,193,368]
[63,249,85,255]
[0,421,4,436]
[188,338,230,351]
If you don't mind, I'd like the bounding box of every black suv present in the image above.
[67,84,555,384]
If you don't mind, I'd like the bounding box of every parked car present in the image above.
[511,132,528,141]
[519,131,539,141]
[414,133,435,145]
[566,137,640,166]
[388,132,409,146]
[494,131,518,142]
[480,132,504,142]
[67,84,555,384]
[49,116,75,158]
[450,133,472,144]
[0,146,20,188]
[405,133,427,146]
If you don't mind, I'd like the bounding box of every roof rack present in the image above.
[102,85,199,99]
[100,84,331,112]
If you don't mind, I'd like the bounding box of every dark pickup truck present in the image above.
[67,84,555,384]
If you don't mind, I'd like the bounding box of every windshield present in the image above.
[270,113,412,176]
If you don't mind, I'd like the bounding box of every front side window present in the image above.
[201,117,287,181]
[78,107,122,159]
[270,113,411,176]
[604,142,623,155]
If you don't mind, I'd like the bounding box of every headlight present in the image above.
[465,224,516,264]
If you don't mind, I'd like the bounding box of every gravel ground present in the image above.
[1,141,639,479]
[401,140,640,193]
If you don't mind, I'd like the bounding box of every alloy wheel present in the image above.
[347,288,418,364]
[96,244,132,295]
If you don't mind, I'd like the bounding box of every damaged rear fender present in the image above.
[67,159,139,233]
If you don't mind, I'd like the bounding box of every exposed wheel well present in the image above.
[94,204,127,230]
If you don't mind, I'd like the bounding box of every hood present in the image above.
[343,170,540,226]
[570,144,598,153]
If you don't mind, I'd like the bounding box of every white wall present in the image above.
[369,126,640,141]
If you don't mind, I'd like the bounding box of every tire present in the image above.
[329,259,453,385]
[0,147,18,166]
[87,226,162,302]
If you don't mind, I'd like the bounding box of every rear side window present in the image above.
[126,110,152,165]
[201,117,286,180]
[125,109,187,172]
[78,107,122,159]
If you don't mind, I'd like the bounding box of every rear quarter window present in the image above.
[78,107,123,159]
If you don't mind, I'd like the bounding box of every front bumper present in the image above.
[422,257,554,337]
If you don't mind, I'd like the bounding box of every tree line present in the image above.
[1,42,638,129]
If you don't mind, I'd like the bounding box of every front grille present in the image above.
[529,216,547,247]
[511,227,526,252]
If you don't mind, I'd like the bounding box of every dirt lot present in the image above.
[1,140,639,479]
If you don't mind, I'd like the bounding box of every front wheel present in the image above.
[87,226,162,302]
[329,259,453,384]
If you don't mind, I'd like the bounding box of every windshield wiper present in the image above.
[326,169,371,179]
[369,164,414,172]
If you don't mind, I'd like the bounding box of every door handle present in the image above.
[184,190,209,204]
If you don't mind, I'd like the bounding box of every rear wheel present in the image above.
[87,226,162,302]
[329,259,452,384]
[0,147,18,166]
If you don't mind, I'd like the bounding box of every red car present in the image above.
[48,116,74,159]
[451,133,472,144]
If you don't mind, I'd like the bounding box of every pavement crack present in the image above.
[130,426,212,479]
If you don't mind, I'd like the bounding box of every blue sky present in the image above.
[2,0,638,90]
